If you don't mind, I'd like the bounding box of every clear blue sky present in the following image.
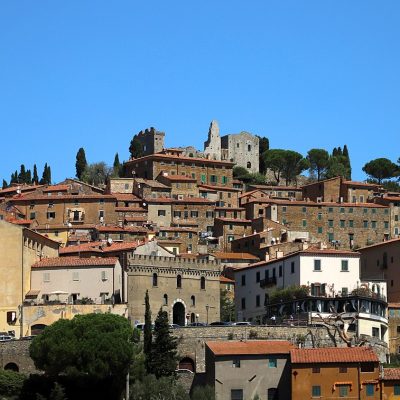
[1,1,399,184]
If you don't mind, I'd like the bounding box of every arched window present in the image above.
[247,161,251,168]
[177,275,182,288]
[191,295,196,306]
[4,363,19,372]
[163,294,168,305]
[200,276,206,290]
[152,273,158,287]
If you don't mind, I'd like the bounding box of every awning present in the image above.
[25,290,40,298]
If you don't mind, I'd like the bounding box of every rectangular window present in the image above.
[222,176,228,184]
[328,232,334,242]
[317,227,323,234]
[291,262,295,274]
[268,358,277,368]
[394,385,400,395]
[328,220,333,227]
[99,210,104,219]
[312,386,321,397]
[363,208,368,214]
[302,219,307,227]
[47,211,56,219]
[340,207,345,213]
[241,298,246,310]
[314,259,321,271]
[206,211,214,218]
[341,260,349,272]
[279,265,282,277]
[232,359,240,368]
[241,275,246,286]
[384,221,389,229]
[210,175,217,183]
[339,385,349,397]
[72,272,79,281]
[101,271,108,281]
[302,207,307,213]
[328,207,333,213]
[361,363,375,372]
[256,295,260,307]
[371,221,377,228]
[158,210,166,216]
[366,384,374,396]
[282,206,287,213]
[43,273,50,282]
[395,214,399,221]
[256,271,260,282]
[349,207,353,213]
[341,287,348,296]
[312,367,320,373]
[173,211,181,218]
[190,211,198,218]
[372,208,376,214]
[201,174,206,184]
[349,220,354,227]
[340,220,345,228]
[339,366,347,373]
[363,220,368,228]
[317,212,322,220]
[231,389,243,400]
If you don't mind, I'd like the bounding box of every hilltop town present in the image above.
[1,121,400,399]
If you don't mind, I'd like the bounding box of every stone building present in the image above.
[134,127,165,156]
[243,198,390,249]
[127,255,221,325]
[203,120,221,161]
[374,194,400,238]
[124,148,234,187]
[221,131,259,173]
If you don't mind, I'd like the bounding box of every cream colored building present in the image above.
[0,220,59,337]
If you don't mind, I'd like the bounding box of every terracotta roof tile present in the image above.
[207,340,293,356]
[290,347,379,364]
[215,217,251,223]
[114,193,141,201]
[198,184,240,192]
[42,185,69,192]
[383,368,400,380]
[32,256,119,268]
[220,276,235,283]
[214,252,259,260]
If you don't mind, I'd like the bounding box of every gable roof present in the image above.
[32,256,119,268]
[383,368,400,380]
[206,340,293,356]
[290,347,379,364]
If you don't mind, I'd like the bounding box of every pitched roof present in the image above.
[214,252,259,261]
[160,175,197,182]
[198,184,240,192]
[206,340,293,356]
[114,193,141,201]
[59,240,145,255]
[220,276,235,283]
[42,185,69,192]
[290,347,379,364]
[32,256,119,268]
[383,368,400,380]
[357,238,400,251]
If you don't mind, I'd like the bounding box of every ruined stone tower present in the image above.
[203,120,221,161]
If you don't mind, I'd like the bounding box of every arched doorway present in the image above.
[31,324,47,335]
[178,357,195,372]
[4,362,19,372]
[173,302,185,326]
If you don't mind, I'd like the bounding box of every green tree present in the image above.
[281,150,309,185]
[10,170,18,184]
[248,172,267,185]
[129,136,143,159]
[81,162,112,187]
[75,148,87,180]
[40,163,51,185]
[233,166,251,181]
[262,149,287,184]
[0,369,26,398]
[220,289,235,322]
[30,313,134,380]
[257,135,269,174]
[143,290,152,366]
[112,153,122,177]
[2,179,7,189]
[18,164,27,184]
[33,164,39,184]
[307,149,329,181]
[191,385,215,400]
[147,309,178,378]
[362,158,399,184]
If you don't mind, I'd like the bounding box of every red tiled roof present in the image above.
[215,217,251,223]
[95,225,150,233]
[161,175,197,182]
[358,238,400,251]
[115,207,147,212]
[126,152,235,166]
[214,252,259,260]
[220,276,235,283]
[207,340,293,356]
[42,185,69,192]
[114,193,141,201]
[215,207,245,211]
[32,256,119,268]
[246,198,388,208]
[343,180,381,188]
[6,218,32,226]
[383,368,400,380]
[124,216,148,222]
[159,227,197,233]
[250,184,301,191]
[11,193,116,201]
[60,240,144,254]
[0,184,43,195]
[198,184,240,192]
[290,347,379,364]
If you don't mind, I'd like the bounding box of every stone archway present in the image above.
[31,324,47,335]
[4,362,19,372]
[173,302,185,326]
[178,357,195,372]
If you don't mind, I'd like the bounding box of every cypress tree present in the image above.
[75,148,87,180]
[18,165,26,183]
[147,308,178,378]
[144,290,152,370]
[40,163,51,185]
[47,165,52,184]
[26,169,32,184]
[2,179,7,189]
[33,164,39,184]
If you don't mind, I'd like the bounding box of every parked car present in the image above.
[169,324,181,329]
[188,322,207,327]
[233,321,253,326]
[134,323,154,331]
[0,335,14,342]
[209,321,232,326]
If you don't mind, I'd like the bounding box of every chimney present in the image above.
[319,241,327,250]
[275,250,284,259]
[265,253,270,261]
[301,242,309,250]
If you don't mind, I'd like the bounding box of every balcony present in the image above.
[260,277,277,288]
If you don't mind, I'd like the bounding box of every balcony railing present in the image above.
[260,277,277,288]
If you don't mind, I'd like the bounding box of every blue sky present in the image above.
[1,1,399,184]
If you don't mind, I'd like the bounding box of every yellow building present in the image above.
[0,220,59,337]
